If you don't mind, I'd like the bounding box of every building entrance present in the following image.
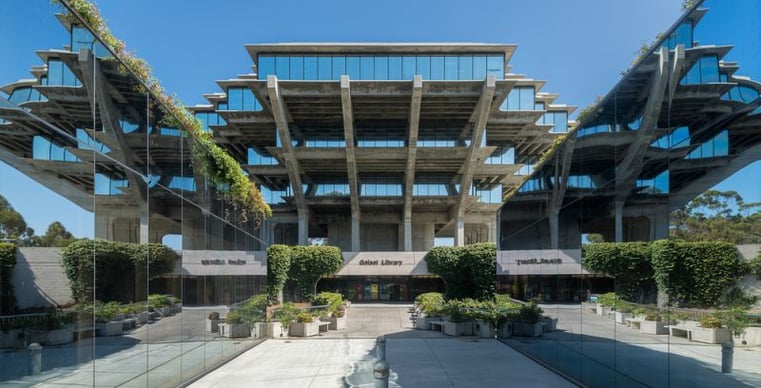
[318,276,445,302]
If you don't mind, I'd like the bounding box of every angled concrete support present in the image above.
[403,76,423,251]
[267,75,308,245]
[454,76,496,246]
[340,75,361,251]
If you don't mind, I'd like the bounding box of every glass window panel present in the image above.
[275,56,290,79]
[473,56,487,80]
[700,56,719,83]
[360,56,374,79]
[227,87,242,110]
[444,56,458,80]
[258,56,275,79]
[430,56,444,80]
[388,56,402,79]
[318,56,332,80]
[402,56,416,79]
[416,56,430,79]
[519,87,535,110]
[374,56,388,80]
[458,56,473,80]
[486,55,504,79]
[346,56,360,79]
[48,59,63,85]
[304,56,318,79]
[289,56,304,80]
[332,56,346,79]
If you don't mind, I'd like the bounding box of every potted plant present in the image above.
[614,302,634,325]
[442,300,474,336]
[414,293,444,330]
[94,302,124,337]
[290,311,319,337]
[692,313,732,344]
[219,310,250,338]
[329,305,347,330]
[513,303,544,337]
[639,310,669,335]
[206,312,221,333]
[596,292,616,317]
[40,311,75,346]
[271,302,299,338]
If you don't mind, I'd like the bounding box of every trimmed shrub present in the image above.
[415,292,444,315]
[266,244,291,302]
[0,243,16,314]
[583,242,656,304]
[313,291,342,314]
[425,242,496,301]
[288,246,342,301]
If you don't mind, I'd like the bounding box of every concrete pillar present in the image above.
[403,218,412,251]
[94,212,113,241]
[614,201,625,243]
[298,211,308,246]
[139,210,149,244]
[488,221,497,243]
[454,217,465,246]
[650,212,669,240]
[351,215,360,252]
[548,210,559,249]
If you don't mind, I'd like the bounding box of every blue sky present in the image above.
[0,0,759,238]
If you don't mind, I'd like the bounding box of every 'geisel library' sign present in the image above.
[497,250,589,275]
[338,252,430,276]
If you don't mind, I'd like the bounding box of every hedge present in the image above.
[288,246,343,301]
[582,242,656,304]
[61,239,178,303]
[266,244,291,302]
[425,242,496,301]
[0,243,17,314]
[651,240,745,308]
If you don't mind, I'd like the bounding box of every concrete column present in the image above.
[351,215,360,252]
[298,211,308,246]
[403,218,412,251]
[548,210,559,249]
[454,217,465,246]
[94,212,113,241]
[139,210,149,244]
[614,201,625,243]
[650,211,669,240]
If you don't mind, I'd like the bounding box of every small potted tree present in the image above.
[640,310,669,335]
[330,305,347,330]
[614,302,634,325]
[206,312,221,333]
[271,302,298,338]
[692,313,732,344]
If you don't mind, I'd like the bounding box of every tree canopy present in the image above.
[0,194,76,247]
[670,190,761,244]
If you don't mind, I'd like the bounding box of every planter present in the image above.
[596,305,610,316]
[329,316,347,330]
[497,322,513,339]
[476,321,497,338]
[640,320,668,335]
[42,328,74,346]
[266,322,286,338]
[136,311,150,325]
[205,318,221,333]
[0,329,25,348]
[692,326,731,344]
[417,317,442,331]
[95,321,123,337]
[443,321,474,336]
[514,321,544,337]
[219,323,250,338]
[615,312,633,325]
[541,317,558,333]
[290,322,319,337]
[251,322,268,338]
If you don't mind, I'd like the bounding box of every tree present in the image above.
[39,221,75,247]
[0,194,36,245]
[670,190,761,243]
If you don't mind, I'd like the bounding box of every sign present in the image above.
[182,250,266,276]
[497,249,589,275]
[337,252,431,276]
[358,259,403,266]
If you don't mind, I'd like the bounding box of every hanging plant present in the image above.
[55,0,271,223]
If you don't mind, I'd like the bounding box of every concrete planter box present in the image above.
[417,317,441,330]
[497,322,513,339]
[42,328,74,346]
[205,318,221,333]
[290,322,319,337]
[250,322,268,338]
[615,312,633,325]
[136,311,150,325]
[266,322,287,338]
[443,321,473,336]
[692,326,731,344]
[541,317,558,332]
[329,316,347,330]
[596,305,611,316]
[514,322,544,337]
[476,321,497,338]
[220,323,250,338]
[95,321,123,337]
[640,320,669,335]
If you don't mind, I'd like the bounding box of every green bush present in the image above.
[61,239,178,304]
[288,246,343,301]
[236,294,268,323]
[651,240,746,308]
[597,292,617,307]
[699,314,722,328]
[0,243,17,314]
[415,292,444,315]
[313,291,343,314]
[95,301,122,322]
[518,302,543,323]
[266,245,291,301]
[296,311,313,323]
[273,302,300,330]
[750,255,761,279]
[148,294,172,308]
[644,310,662,322]
[583,242,655,303]
[425,242,496,300]
[225,309,244,324]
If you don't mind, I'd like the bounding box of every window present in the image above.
[361,183,402,196]
[71,26,110,57]
[248,148,278,165]
[357,139,404,147]
[413,184,449,196]
[46,59,81,87]
[226,87,262,111]
[686,130,729,159]
[721,85,760,103]
[681,55,720,85]
[502,87,535,111]
[168,176,196,191]
[33,136,79,162]
[314,183,350,196]
[8,87,46,104]
[258,56,275,79]
[544,111,569,133]
[95,173,128,195]
[76,129,110,152]
[661,21,693,50]
[486,146,515,165]
[486,55,504,78]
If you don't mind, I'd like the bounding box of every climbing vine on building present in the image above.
[266,244,292,302]
[0,243,17,314]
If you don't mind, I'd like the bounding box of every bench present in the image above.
[625,318,643,330]
[668,325,693,340]
[73,326,95,341]
[318,322,331,333]
[430,321,445,332]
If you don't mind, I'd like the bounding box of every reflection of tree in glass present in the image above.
[670,189,761,243]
